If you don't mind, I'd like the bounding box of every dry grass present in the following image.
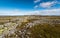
[0,16,60,38]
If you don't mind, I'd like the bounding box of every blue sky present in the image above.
[0,0,60,15]
[0,0,34,10]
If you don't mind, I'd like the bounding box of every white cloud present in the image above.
[34,0,60,8]
[0,9,24,16]
[40,1,57,8]
[33,9,60,15]
[34,5,38,9]
[34,0,40,3]
[0,9,60,16]
[20,9,60,15]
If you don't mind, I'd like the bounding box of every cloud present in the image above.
[33,9,60,15]
[34,0,60,8]
[0,9,24,16]
[40,1,57,8]
[0,9,60,16]
[34,5,38,9]
[0,9,39,16]
[34,0,40,3]
[19,8,60,15]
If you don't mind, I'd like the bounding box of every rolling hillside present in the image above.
[0,16,60,38]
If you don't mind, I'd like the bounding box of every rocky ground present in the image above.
[0,16,60,38]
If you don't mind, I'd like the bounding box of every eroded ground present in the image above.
[0,16,60,38]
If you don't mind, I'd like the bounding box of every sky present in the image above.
[0,0,60,15]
